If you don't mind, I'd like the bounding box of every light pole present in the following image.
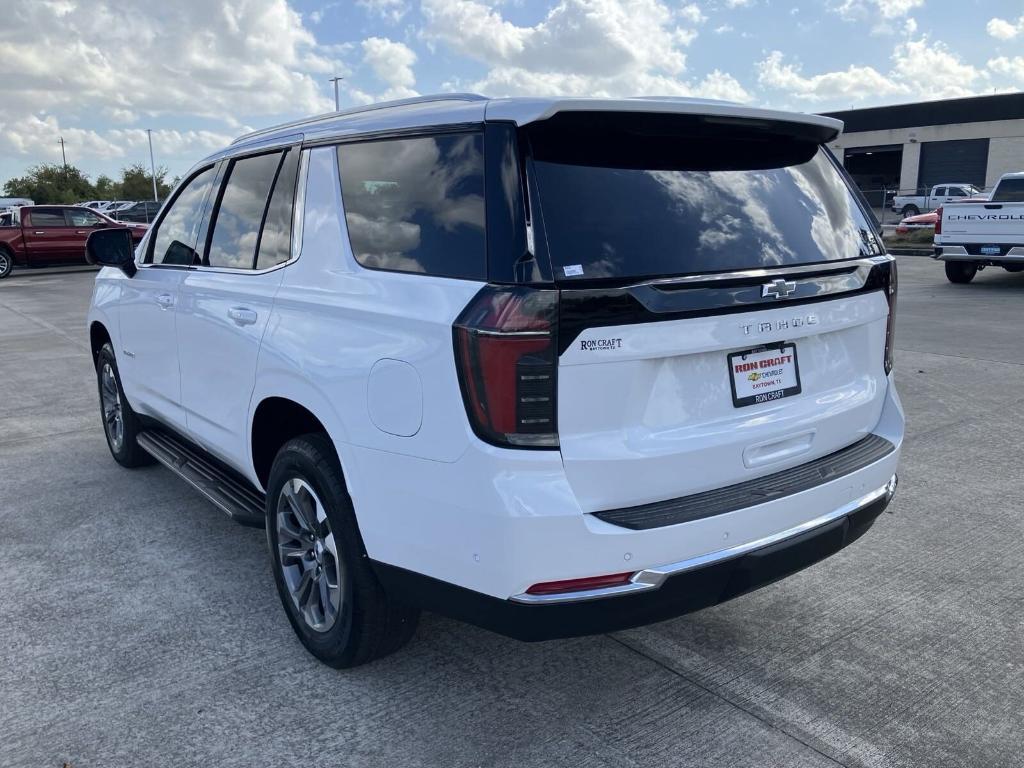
[146,129,159,202]
[328,75,344,111]
[58,136,68,177]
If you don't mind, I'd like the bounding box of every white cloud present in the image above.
[835,0,923,21]
[987,15,1024,40]
[757,51,909,102]
[358,37,420,101]
[424,0,749,101]
[760,36,991,104]
[891,38,986,98]
[0,0,344,178]
[358,0,409,22]
[988,56,1024,84]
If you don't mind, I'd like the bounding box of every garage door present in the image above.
[918,138,989,190]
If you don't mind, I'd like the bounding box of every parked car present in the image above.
[85,94,902,667]
[0,197,34,208]
[892,183,982,217]
[895,194,989,233]
[0,205,146,279]
[80,200,111,210]
[112,200,163,223]
[934,171,1024,283]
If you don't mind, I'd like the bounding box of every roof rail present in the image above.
[231,93,489,145]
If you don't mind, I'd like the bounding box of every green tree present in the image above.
[118,163,172,201]
[93,174,117,199]
[3,163,94,204]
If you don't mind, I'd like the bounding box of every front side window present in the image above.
[66,209,104,226]
[337,133,486,279]
[206,152,282,269]
[149,166,216,265]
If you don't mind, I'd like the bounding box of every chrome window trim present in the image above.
[629,255,894,291]
[509,473,898,605]
[181,146,307,277]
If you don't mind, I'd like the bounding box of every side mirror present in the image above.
[86,228,137,277]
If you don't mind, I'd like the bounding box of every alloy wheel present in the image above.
[0,252,10,277]
[100,362,124,452]
[276,477,343,633]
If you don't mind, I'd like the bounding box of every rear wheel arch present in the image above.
[251,397,338,490]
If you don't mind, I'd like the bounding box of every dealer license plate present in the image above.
[980,245,1001,256]
[728,344,802,408]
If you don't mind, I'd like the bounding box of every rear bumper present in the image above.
[372,475,897,641]
[934,245,1024,261]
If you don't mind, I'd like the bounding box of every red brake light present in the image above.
[453,286,559,448]
[526,571,634,595]
[934,206,943,235]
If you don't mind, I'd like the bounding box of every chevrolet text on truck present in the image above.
[934,171,1024,283]
[85,95,902,667]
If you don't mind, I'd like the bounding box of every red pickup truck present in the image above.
[0,205,147,279]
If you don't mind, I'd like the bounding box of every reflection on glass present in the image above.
[208,152,282,269]
[337,134,485,279]
[150,166,215,265]
[533,149,878,281]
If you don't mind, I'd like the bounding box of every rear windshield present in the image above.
[991,178,1024,203]
[526,113,880,282]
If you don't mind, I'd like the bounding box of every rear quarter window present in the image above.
[336,133,486,280]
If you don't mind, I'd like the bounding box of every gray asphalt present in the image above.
[1,257,1022,768]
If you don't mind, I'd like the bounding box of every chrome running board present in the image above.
[137,430,266,528]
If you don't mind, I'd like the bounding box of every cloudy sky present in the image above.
[1,0,1022,187]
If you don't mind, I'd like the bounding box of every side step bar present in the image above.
[137,430,266,528]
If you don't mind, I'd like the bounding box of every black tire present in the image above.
[901,205,920,217]
[96,343,154,467]
[266,434,419,668]
[0,248,12,279]
[945,261,977,284]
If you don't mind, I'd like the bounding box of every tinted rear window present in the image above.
[991,178,1024,202]
[527,113,880,282]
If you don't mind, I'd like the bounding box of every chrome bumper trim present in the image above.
[510,474,898,605]
[936,245,1024,261]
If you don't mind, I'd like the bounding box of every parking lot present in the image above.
[1,256,1022,768]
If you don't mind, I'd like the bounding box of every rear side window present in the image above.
[29,210,67,227]
[337,133,486,279]
[991,178,1024,202]
[66,209,103,226]
[206,152,282,269]
[149,166,216,265]
[527,113,880,282]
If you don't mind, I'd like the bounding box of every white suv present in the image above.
[86,95,902,668]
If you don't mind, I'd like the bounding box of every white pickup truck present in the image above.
[934,172,1024,283]
[892,183,982,217]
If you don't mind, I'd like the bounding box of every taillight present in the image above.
[453,285,559,448]
[934,206,943,235]
[884,261,897,375]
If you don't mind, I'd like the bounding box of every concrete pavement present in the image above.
[1,258,1022,767]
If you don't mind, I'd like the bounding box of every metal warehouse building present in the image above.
[824,92,1024,206]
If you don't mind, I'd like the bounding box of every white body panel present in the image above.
[557,292,889,512]
[936,202,1024,246]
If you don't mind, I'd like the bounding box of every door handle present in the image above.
[33,231,45,235]
[155,293,174,309]
[228,307,258,326]
[76,230,88,235]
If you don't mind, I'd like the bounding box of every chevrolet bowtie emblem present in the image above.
[761,279,797,299]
